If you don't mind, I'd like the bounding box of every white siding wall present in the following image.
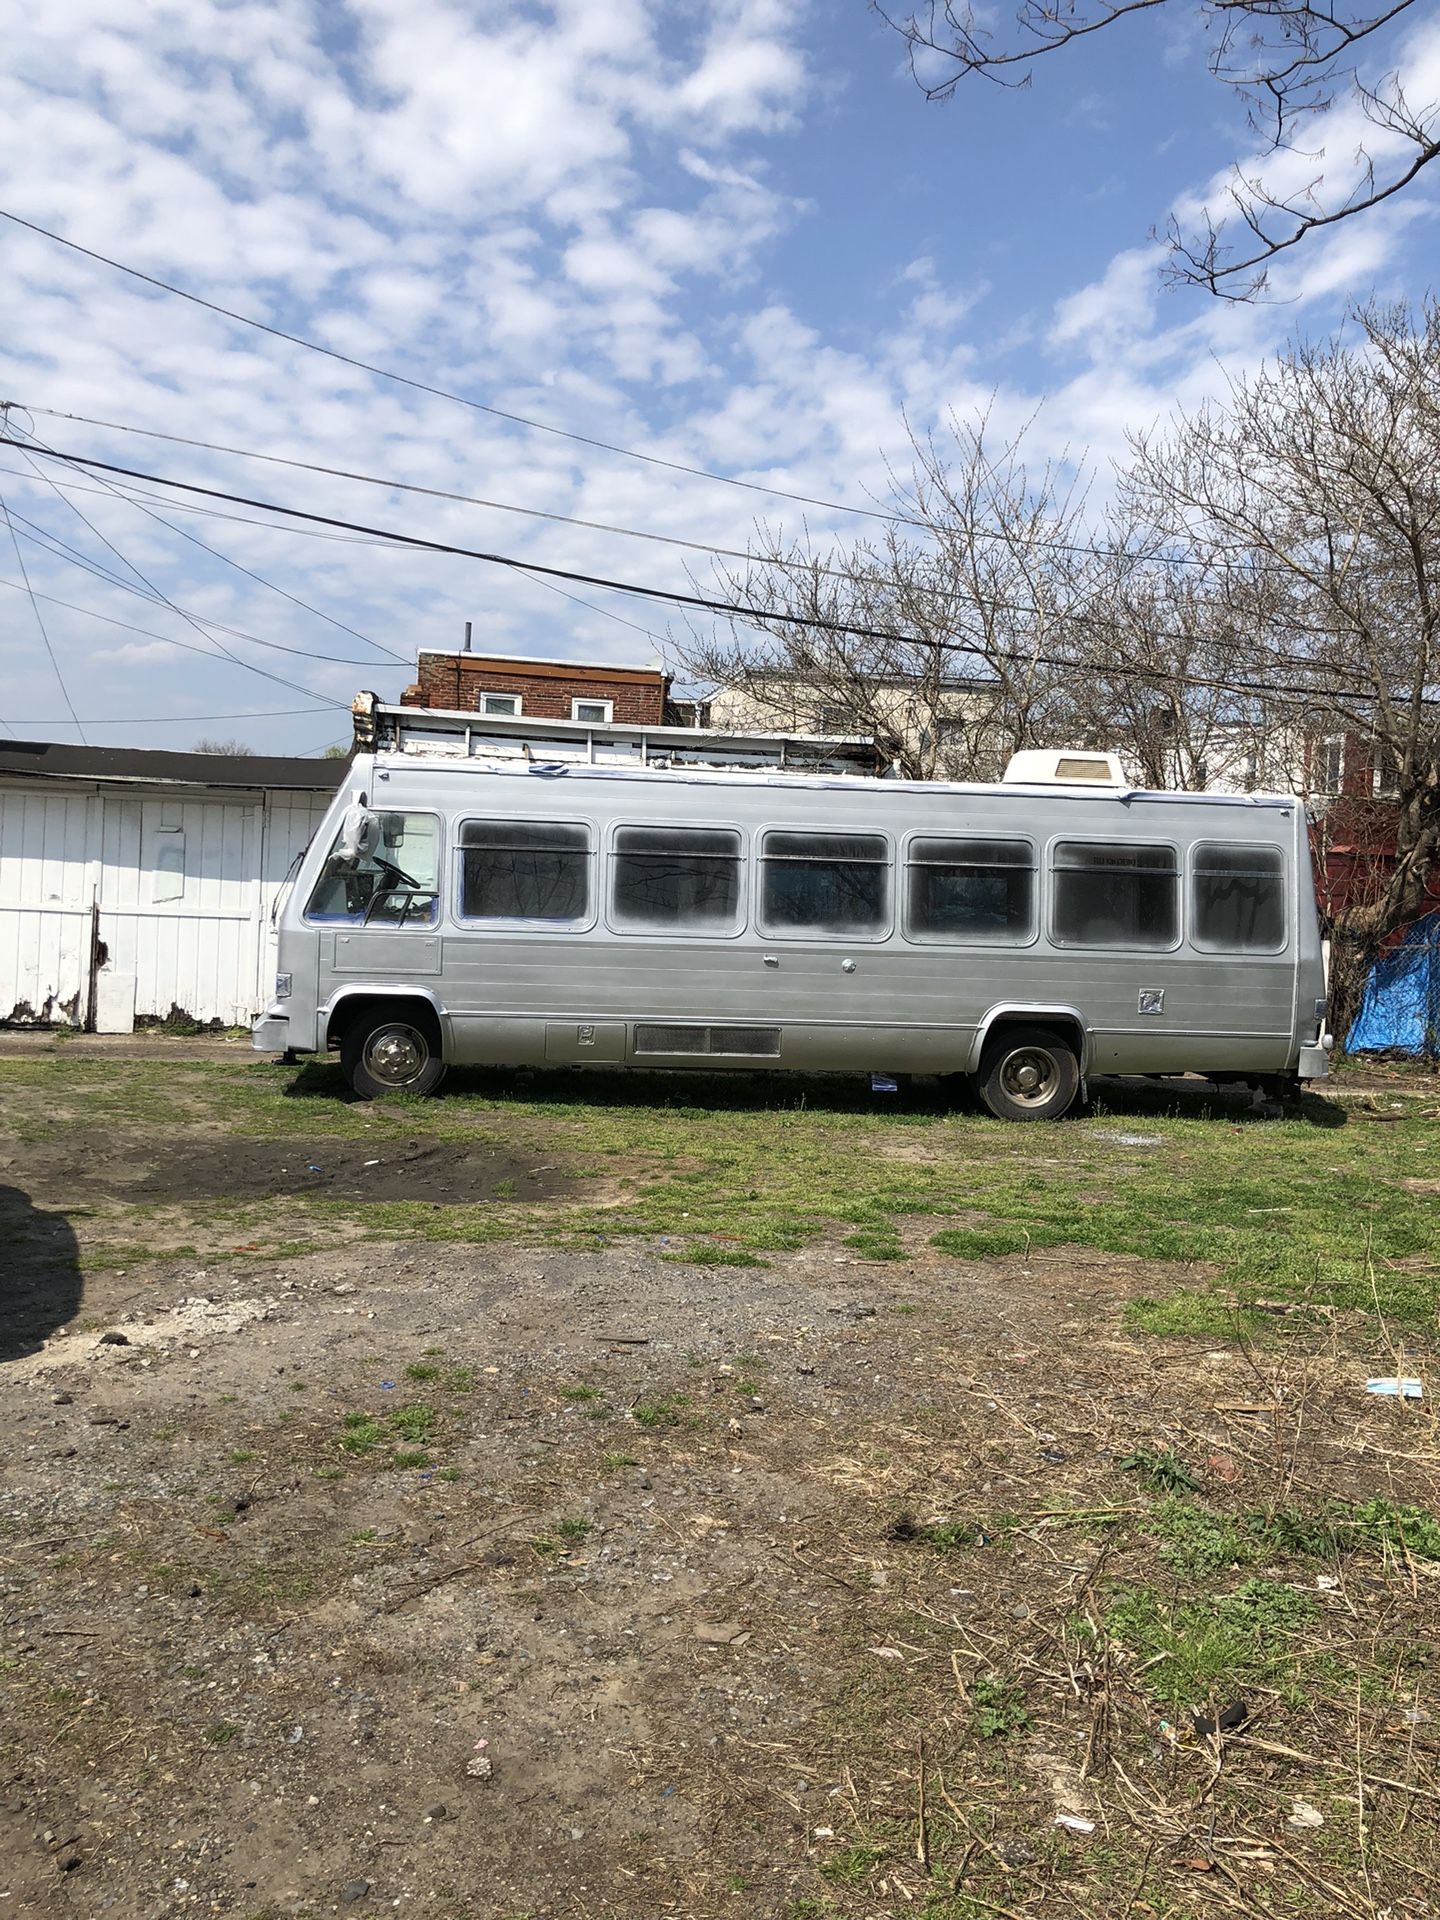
[0,790,94,1023]
[0,781,332,1030]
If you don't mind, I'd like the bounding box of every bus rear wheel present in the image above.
[976,1027,1080,1122]
[341,1010,447,1100]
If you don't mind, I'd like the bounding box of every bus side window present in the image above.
[305,812,440,926]
[1052,841,1178,949]
[458,820,591,923]
[760,831,889,935]
[906,837,1033,942]
[611,827,743,931]
[1192,844,1286,952]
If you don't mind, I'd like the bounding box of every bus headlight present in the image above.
[275,972,293,999]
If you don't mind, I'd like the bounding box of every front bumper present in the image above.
[252,1011,289,1053]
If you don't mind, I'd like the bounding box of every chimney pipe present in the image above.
[463,621,472,652]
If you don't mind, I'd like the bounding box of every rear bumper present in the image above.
[252,1012,289,1053]
[1298,1038,1332,1080]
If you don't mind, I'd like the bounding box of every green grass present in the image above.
[889,1514,988,1553]
[2,1053,1434,1339]
[533,1517,590,1556]
[1117,1447,1202,1493]
[658,1241,770,1268]
[337,1402,441,1467]
[842,1229,907,1262]
[1147,1496,1253,1575]
[631,1394,696,1430]
[818,1842,887,1886]
[1103,1578,1318,1711]
[1146,1492,1440,1572]
[388,1404,439,1443]
[969,1672,1031,1739]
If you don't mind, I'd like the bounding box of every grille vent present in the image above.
[634,1023,781,1057]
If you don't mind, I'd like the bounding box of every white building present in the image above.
[0,740,344,1032]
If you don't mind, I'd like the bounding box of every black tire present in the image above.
[340,1009,447,1100]
[976,1026,1080,1122]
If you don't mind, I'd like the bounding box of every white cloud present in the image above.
[1050,246,1163,353]
[0,0,1435,750]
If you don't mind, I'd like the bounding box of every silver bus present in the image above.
[255,728,1330,1120]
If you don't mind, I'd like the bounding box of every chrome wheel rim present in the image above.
[364,1024,429,1088]
[998,1046,1057,1107]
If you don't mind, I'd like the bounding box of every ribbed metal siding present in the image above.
[0,783,332,1029]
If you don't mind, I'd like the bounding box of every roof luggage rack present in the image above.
[352,693,883,777]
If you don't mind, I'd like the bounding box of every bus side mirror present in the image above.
[335,805,381,864]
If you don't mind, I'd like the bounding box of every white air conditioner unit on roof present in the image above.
[1001,749,1126,786]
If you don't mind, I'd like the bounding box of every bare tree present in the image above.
[1066,536,1284,788]
[192,737,256,756]
[874,1,1438,298]
[681,413,1099,780]
[1119,299,1440,1034]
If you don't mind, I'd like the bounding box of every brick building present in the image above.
[401,650,669,725]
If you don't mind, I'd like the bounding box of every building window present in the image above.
[1314,736,1343,793]
[480,692,522,718]
[906,838,1033,943]
[306,812,440,926]
[571,698,614,724]
[458,819,590,922]
[1051,841,1178,949]
[611,826,742,931]
[149,824,186,904]
[760,831,889,935]
[1192,844,1286,953]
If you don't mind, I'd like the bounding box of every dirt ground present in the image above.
[3,1043,1439,1920]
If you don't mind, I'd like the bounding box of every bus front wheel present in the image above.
[341,1010,447,1100]
[976,1027,1080,1122]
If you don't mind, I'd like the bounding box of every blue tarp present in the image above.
[1346,911,1440,1057]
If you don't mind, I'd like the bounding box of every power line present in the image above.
[19,404,858,571]
[2,436,1399,710]
[0,458,672,651]
[0,208,913,528]
[13,706,333,727]
[0,574,397,670]
[0,569,405,670]
[0,489,87,743]
[10,453,350,710]
[19,399,1270,578]
[0,514,398,666]
[0,459,407,547]
[11,428,406,663]
[6,219,1303,586]
[8,426,668,669]
[8,412,1365,684]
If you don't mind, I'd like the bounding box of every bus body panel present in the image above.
[260,752,1328,1082]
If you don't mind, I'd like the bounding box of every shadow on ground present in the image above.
[0,1184,81,1361]
[277,1059,1345,1128]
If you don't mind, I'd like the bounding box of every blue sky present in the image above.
[1,0,1435,755]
